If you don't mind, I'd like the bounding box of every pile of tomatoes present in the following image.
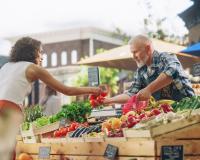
[89,91,107,108]
[53,122,85,137]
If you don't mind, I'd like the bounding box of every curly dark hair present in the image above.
[9,37,42,63]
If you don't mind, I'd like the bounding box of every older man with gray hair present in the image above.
[104,34,194,105]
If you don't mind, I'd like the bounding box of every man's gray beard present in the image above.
[136,61,145,68]
[136,56,148,68]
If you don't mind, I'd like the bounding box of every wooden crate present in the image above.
[20,124,41,143]
[124,114,200,139]
[20,121,60,143]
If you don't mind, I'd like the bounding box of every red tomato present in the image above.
[96,96,105,103]
[68,126,74,132]
[54,130,61,137]
[89,94,97,100]
[90,99,98,108]
[100,91,107,97]
[70,123,77,130]
[62,128,68,135]
[74,124,79,130]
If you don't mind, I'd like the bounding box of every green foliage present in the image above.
[99,67,119,94]
[60,101,92,123]
[24,105,43,123]
[111,27,131,44]
[74,66,89,86]
[75,48,120,94]
[74,65,119,94]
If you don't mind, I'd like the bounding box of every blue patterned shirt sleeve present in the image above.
[161,53,181,79]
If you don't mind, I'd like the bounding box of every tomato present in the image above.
[60,128,68,136]
[70,123,77,130]
[90,99,98,108]
[54,130,61,137]
[89,94,97,100]
[68,126,75,132]
[96,96,105,103]
[74,124,79,130]
[100,91,107,97]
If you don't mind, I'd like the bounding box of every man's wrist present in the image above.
[146,85,154,94]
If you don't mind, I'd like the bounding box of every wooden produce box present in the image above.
[124,114,200,139]
[20,121,60,143]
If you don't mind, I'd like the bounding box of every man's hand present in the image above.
[137,87,152,101]
[102,98,113,106]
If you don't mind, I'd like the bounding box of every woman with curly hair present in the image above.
[0,37,101,160]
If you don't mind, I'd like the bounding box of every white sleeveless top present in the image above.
[0,61,33,107]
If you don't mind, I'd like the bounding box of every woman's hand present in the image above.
[91,87,102,95]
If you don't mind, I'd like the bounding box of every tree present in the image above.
[111,27,131,44]
[74,49,120,95]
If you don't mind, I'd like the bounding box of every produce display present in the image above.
[21,101,92,131]
[70,124,101,138]
[20,95,200,141]
[172,96,200,111]
[89,91,107,108]
[21,105,43,131]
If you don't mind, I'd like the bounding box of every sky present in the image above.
[0,0,193,56]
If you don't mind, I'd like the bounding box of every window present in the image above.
[42,53,47,67]
[51,52,57,66]
[71,50,77,64]
[61,51,67,65]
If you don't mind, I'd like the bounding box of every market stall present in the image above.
[16,96,200,160]
[77,39,200,70]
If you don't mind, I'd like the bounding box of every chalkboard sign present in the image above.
[104,144,118,160]
[88,67,100,86]
[161,145,183,160]
[38,146,51,159]
[192,63,200,76]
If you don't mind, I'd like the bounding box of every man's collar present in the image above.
[150,50,159,68]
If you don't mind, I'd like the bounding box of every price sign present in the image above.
[104,144,118,160]
[38,146,51,159]
[88,67,100,86]
[59,118,66,127]
[161,145,183,160]
[192,63,200,76]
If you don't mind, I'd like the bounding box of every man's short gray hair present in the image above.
[128,34,152,45]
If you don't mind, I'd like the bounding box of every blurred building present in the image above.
[7,27,124,105]
[0,55,9,68]
[179,0,200,44]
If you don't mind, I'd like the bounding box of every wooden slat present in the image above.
[16,135,22,141]
[16,155,157,160]
[16,140,155,156]
[155,123,200,140]
[150,115,200,137]
[124,129,151,138]
[16,154,200,160]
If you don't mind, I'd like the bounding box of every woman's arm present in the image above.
[26,64,101,96]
